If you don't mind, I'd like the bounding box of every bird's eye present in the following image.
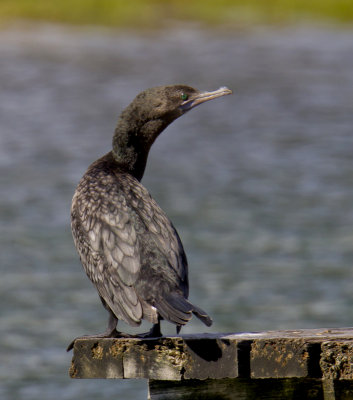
[181,93,189,101]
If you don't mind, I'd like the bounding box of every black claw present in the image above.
[67,340,75,352]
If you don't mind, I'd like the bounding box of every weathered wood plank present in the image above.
[250,340,322,378]
[148,378,324,400]
[70,335,239,380]
[70,328,353,380]
[321,341,353,380]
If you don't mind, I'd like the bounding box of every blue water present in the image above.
[1,24,353,399]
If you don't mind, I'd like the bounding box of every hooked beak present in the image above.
[180,86,232,112]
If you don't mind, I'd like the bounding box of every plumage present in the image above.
[68,85,232,350]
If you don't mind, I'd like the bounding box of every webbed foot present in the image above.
[67,329,133,351]
[136,322,162,338]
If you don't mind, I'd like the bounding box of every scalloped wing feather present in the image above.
[71,163,187,326]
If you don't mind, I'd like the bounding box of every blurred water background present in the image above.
[1,3,353,399]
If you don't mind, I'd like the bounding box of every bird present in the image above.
[67,84,232,351]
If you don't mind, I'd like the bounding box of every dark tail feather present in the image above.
[157,294,212,328]
[157,296,192,325]
[191,303,213,327]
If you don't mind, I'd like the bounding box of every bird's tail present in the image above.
[190,302,213,327]
[156,293,212,328]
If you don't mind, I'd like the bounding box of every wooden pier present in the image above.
[69,327,353,399]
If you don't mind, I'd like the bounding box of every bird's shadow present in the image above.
[184,339,223,361]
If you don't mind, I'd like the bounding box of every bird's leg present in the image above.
[136,319,162,338]
[66,310,133,351]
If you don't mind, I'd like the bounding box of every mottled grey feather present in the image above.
[71,153,189,327]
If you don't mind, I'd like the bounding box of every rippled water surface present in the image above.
[1,24,353,399]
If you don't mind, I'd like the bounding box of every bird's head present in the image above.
[117,84,232,139]
[131,84,232,125]
[113,84,232,179]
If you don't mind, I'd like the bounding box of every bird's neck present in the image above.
[112,115,168,181]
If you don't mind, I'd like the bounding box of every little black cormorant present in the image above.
[68,85,232,350]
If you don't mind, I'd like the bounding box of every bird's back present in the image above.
[71,152,190,327]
